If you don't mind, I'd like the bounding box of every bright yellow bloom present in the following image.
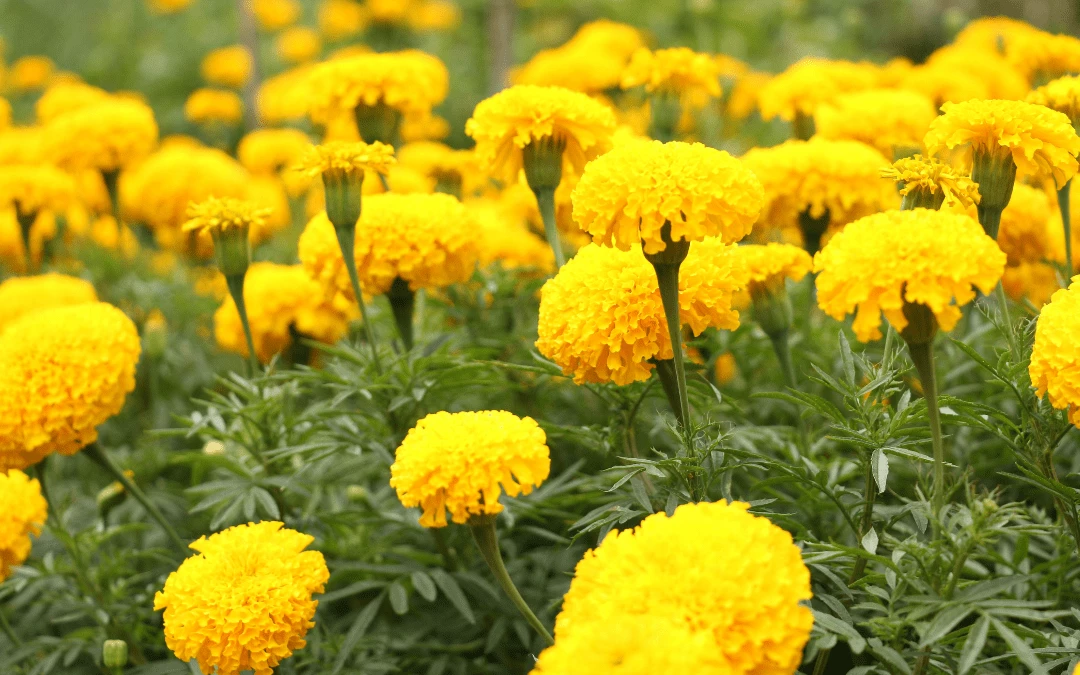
[1030,277,1080,428]
[881,154,981,208]
[201,46,254,89]
[899,64,993,108]
[465,85,616,183]
[620,47,722,108]
[814,209,1006,342]
[367,0,415,23]
[251,0,301,31]
[469,199,554,272]
[154,522,329,675]
[535,501,813,675]
[0,303,140,471]
[0,99,9,130]
[8,56,54,92]
[294,140,395,180]
[924,45,1029,101]
[0,164,76,217]
[214,262,356,363]
[146,0,194,12]
[408,0,460,31]
[237,128,311,175]
[46,98,159,172]
[0,273,97,332]
[994,183,1060,265]
[512,21,643,94]
[35,81,110,124]
[1027,75,1080,127]
[257,64,314,123]
[572,140,762,254]
[0,469,47,582]
[1002,262,1061,309]
[725,71,770,121]
[714,352,737,386]
[397,141,483,196]
[536,240,744,385]
[306,50,449,124]
[390,410,550,527]
[953,16,1041,55]
[733,242,812,287]
[0,211,57,273]
[1007,30,1080,84]
[185,88,244,125]
[758,57,879,122]
[318,0,368,40]
[924,99,1080,187]
[276,27,322,64]
[299,192,478,297]
[814,88,937,155]
[183,196,270,237]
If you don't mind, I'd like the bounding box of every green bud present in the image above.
[522,135,565,193]
[354,102,403,146]
[971,147,1017,238]
[899,300,938,347]
[210,225,251,279]
[103,639,128,669]
[322,171,364,233]
[750,279,794,339]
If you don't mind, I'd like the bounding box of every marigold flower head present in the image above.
[733,242,812,287]
[953,16,1041,55]
[0,273,97,332]
[214,262,355,362]
[1007,30,1080,84]
[620,47,722,108]
[470,199,554,272]
[306,50,449,125]
[299,192,478,297]
[389,410,550,527]
[536,241,744,385]
[881,154,981,209]
[294,140,396,181]
[367,0,415,23]
[185,88,244,125]
[725,71,770,121]
[814,88,937,155]
[238,128,311,175]
[0,163,76,217]
[183,196,270,238]
[924,99,1080,187]
[1002,262,1061,309]
[1027,75,1080,128]
[201,46,254,89]
[251,0,301,31]
[34,81,110,124]
[814,209,1006,342]
[898,64,993,108]
[513,21,642,94]
[257,65,314,123]
[538,501,813,675]
[0,303,140,471]
[0,469,48,582]
[397,141,483,196]
[408,0,460,31]
[758,57,880,122]
[1030,278,1080,427]
[154,521,329,675]
[924,45,1029,101]
[276,27,322,64]
[46,98,158,172]
[572,140,762,254]
[318,0,368,40]
[8,56,54,92]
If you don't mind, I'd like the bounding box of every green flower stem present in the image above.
[387,277,416,351]
[103,169,121,224]
[651,261,691,432]
[225,273,260,372]
[994,282,1019,357]
[84,444,188,556]
[849,458,878,584]
[468,516,554,646]
[533,186,566,268]
[768,330,810,455]
[653,358,687,428]
[1058,179,1073,278]
[333,224,383,374]
[907,341,946,517]
[16,210,36,273]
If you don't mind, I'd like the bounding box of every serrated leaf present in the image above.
[871,448,889,494]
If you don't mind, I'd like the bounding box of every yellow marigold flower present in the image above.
[725,71,770,121]
[237,128,311,175]
[1030,277,1080,428]
[366,0,416,24]
[513,20,642,94]
[306,50,449,125]
[758,57,879,123]
[536,501,813,675]
[1008,30,1080,84]
[8,56,54,92]
[1028,75,1080,128]
[814,88,937,155]
[257,64,314,123]
[214,262,356,363]
[154,521,329,675]
[0,163,76,217]
[146,0,194,12]
[954,16,1041,55]
[899,64,992,108]
[881,154,981,209]
[536,240,744,385]
[34,81,110,124]
[201,46,254,89]
[572,140,763,254]
[46,98,159,172]
[0,273,97,332]
[925,45,1029,101]
[184,88,244,125]
[299,192,478,297]
[470,199,554,272]
[814,209,1006,342]
[0,469,48,582]
[620,47,722,108]
[397,141,483,196]
[318,0,368,40]
[1002,262,1061,309]
[276,27,322,64]
[251,0,301,31]
[0,303,140,471]
[465,85,616,182]
[924,99,1080,188]
[733,242,812,287]
[182,196,270,237]
[294,140,395,181]
[714,352,737,386]
[408,0,460,31]
[0,211,57,272]
[389,410,550,528]
[994,182,1060,265]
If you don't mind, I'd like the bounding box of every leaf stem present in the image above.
[1059,179,1073,279]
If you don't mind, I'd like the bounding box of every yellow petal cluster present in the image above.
[881,154,981,208]
[214,262,355,363]
[814,88,937,155]
[0,273,97,332]
[251,0,301,31]
[536,241,744,385]
[1007,31,1080,84]
[238,128,312,175]
[814,209,1006,342]
[35,81,110,124]
[299,192,478,297]
[154,521,329,675]
[294,140,396,180]
[572,140,763,254]
[465,85,616,182]
[46,98,159,172]
[397,141,484,196]
[183,196,270,237]
[513,20,643,94]
[276,27,322,65]
[1027,75,1080,126]
[1030,278,1080,428]
[994,183,1060,266]
[257,65,314,123]
[389,410,550,528]
[185,88,244,125]
[923,45,1029,101]
[1002,262,1061,309]
[201,46,254,89]
[535,501,813,675]
[758,57,880,122]
[318,0,368,41]
[953,16,1042,55]
[0,163,77,216]
[306,50,449,124]
[620,47,722,108]
[733,243,812,287]
[898,64,992,108]
[924,99,1080,187]
[0,303,140,471]
[469,199,554,272]
[0,469,48,582]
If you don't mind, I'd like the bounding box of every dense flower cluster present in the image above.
[536,241,744,384]
[881,154,981,208]
[389,411,550,527]
[814,209,1006,341]
[534,501,813,675]
[620,47,722,107]
[757,57,879,122]
[513,20,643,94]
[46,98,159,172]
[0,303,140,471]
[1029,278,1080,428]
[814,88,937,155]
[35,81,110,124]
[1027,76,1080,126]
[0,163,76,216]
[0,273,97,331]
[572,140,763,253]
[0,469,48,582]
[154,522,329,675]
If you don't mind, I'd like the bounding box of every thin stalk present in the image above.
[469,517,554,646]
[994,283,1019,357]
[0,609,20,647]
[769,330,810,455]
[652,262,691,432]
[334,225,383,374]
[912,649,931,675]
[812,649,831,675]
[849,459,878,584]
[225,273,260,372]
[387,277,416,350]
[908,342,946,517]
[1040,442,1080,560]
[652,358,687,428]
[84,444,188,556]
[1058,179,1073,278]
[16,211,35,273]
[534,187,566,268]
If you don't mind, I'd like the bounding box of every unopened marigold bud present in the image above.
[103,639,128,669]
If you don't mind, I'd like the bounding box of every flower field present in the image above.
[3,0,1080,673]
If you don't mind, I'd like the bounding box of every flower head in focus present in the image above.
[0,469,48,582]
[1027,75,1080,130]
[1029,277,1080,428]
[295,140,396,181]
[390,410,550,527]
[0,273,97,332]
[184,88,244,125]
[183,197,270,238]
[881,154,981,210]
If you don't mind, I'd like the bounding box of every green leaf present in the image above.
[412,571,438,602]
[430,569,475,624]
[919,605,971,647]
[838,331,856,386]
[871,447,888,494]
[957,614,990,675]
[812,610,867,654]
[331,593,385,675]
[861,527,878,556]
[989,617,1042,671]
[389,581,409,615]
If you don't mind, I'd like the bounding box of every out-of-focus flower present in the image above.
[184,88,244,125]
[201,46,254,89]
[146,0,194,13]
[1007,30,1080,85]
[238,128,311,176]
[469,198,554,272]
[513,20,643,94]
[276,27,322,65]
[397,141,484,197]
[758,58,879,132]
[0,469,48,582]
[46,98,158,173]
[0,273,97,332]
[620,47,722,109]
[1002,262,1061,309]
[814,88,937,156]
[924,45,1029,100]
[994,182,1061,266]
[714,352,737,385]
[8,56,54,92]
[953,16,1041,55]
[318,0,368,40]
[35,81,109,124]
[1028,75,1080,130]
[251,0,301,31]
[257,65,314,123]
[898,64,992,108]
[0,163,76,218]
[1029,277,1080,428]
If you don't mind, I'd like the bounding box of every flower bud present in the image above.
[522,135,565,193]
[102,639,128,669]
